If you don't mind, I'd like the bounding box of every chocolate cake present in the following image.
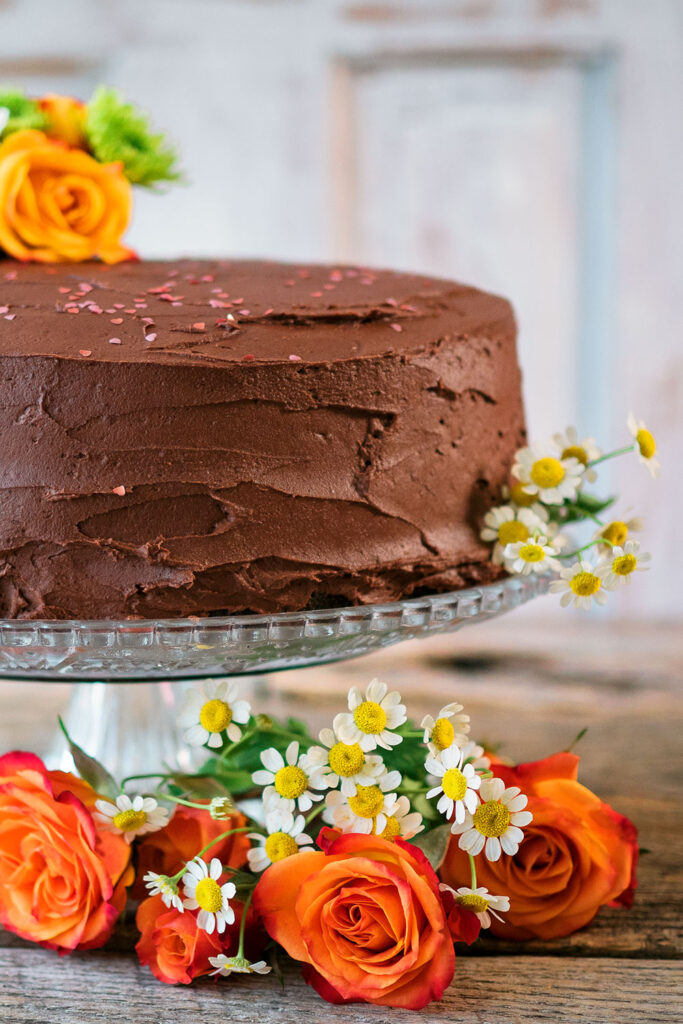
[0,259,526,619]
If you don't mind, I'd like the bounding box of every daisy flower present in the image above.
[209,955,271,977]
[451,777,532,861]
[425,745,481,826]
[440,883,510,929]
[503,534,561,575]
[480,504,550,565]
[460,739,491,771]
[513,442,584,505]
[209,796,234,820]
[178,679,251,749]
[421,702,470,754]
[552,426,601,483]
[252,740,326,813]
[324,768,402,835]
[592,514,643,553]
[334,679,406,752]
[549,559,612,609]
[502,478,537,508]
[182,857,235,935]
[94,793,169,844]
[379,795,424,840]
[143,871,184,912]
[627,413,660,477]
[247,809,313,872]
[304,726,385,796]
[600,540,651,588]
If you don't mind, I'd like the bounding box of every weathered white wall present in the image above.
[0,0,680,617]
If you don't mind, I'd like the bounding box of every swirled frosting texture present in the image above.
[0,259,525,619]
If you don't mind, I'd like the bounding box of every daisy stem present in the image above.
[162,795,223,812]
[305,804,325,826]
[587,444,635,468]
[468,853,477,890]
[119,771,174,789]
[219,728,256,761]
[559,537,614,561]
[237,887,254,959]
[195,827,254,862]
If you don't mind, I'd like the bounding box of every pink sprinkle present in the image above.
[323,284,335,290]
[289,354,302,361]
[217,292,229,299]
[192,322,206,331]
[112,485,126,496]
[385,297,398,307]
[238,309,250,316]
[390,323,403,332]
[58,287,70,294]
[242,353,255,361]
[168,269,179,277]
[66,307,79,314]
[330,270,343,282]
[400,304,417,312]
[4,270,17,280]
[263,308,273,315]
[79,283,93,293]
[285,279,295,286]
[145,333,157,342]
[4,314,15,320]
[89,305,103,314]
[201,274,214,282]
[0,306,8,314]
[171,301,183,307]
[79,349,91,357]
[346,269,358,277]
[108,337,122,345]
[233,298,244,305]
[310,291,323,298]
[209,298,231,308]
[105,308,116,314]
[211,287,222,294]
[110,317,123,324]
[113,303,125,309]
[135,302,147,309]
[142,317,154,325]
[124,309,136,314]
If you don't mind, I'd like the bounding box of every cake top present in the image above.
[0,258,513,366]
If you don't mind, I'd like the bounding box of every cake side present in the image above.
[0,259,526,618]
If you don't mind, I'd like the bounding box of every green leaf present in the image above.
[411,824,452,872]
[0,88,48,139]
[85,86,179,188]
[58,717,118,800]
[166,770,252,800]
[565,726,588,752]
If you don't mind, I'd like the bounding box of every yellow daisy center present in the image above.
[562,444,589,465]
[473,800,510,838]
[274,765,308,799]
[199,699,233,733]
[348,785,385,819]
[431,717,455,751]
[518,543,545,563]
[328,742,365,778]
[602,521,628,547]
[353,700,387,735]
[509,480,535,507]
[442,767,468,801]
[194,877,224,913]
[112,808,147,832]
[612,554,637,576]
[380,815,402,840]
[457,893,489,913]
[264,832,299,862]
[636,428,656,459]
[497,520,529,546]
[569,571,601,596]
[530,457,564,489]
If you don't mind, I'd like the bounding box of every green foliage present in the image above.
[411,823,452,871]
[546,492,616,525]
[58,716,119,800]
[0,88,48,138]
[85,86,179,187]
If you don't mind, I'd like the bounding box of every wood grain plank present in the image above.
[0,952,680,1024]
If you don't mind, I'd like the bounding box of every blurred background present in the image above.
[0,0,680,621]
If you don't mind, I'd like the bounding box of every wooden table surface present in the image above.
[0,617,681,1023]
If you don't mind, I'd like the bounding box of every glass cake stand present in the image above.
[0,575,548,776]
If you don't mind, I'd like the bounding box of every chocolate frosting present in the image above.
[0,258,526,619]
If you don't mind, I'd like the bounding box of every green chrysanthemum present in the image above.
[0,88,48,138]
[85,86,179,188]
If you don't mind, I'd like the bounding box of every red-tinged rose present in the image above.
[0,751,133,951]
[442,752,638,940]
[254,831,455,1010]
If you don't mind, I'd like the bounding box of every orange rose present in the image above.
[0,129,133,263]
[442,753,638,940]
[0,751,133,951]
[136,894,235,984]
[39,94,87,148]
[133,804,250,900]
[254,829,455,1009]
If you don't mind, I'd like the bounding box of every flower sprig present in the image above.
[481,414,658,609]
